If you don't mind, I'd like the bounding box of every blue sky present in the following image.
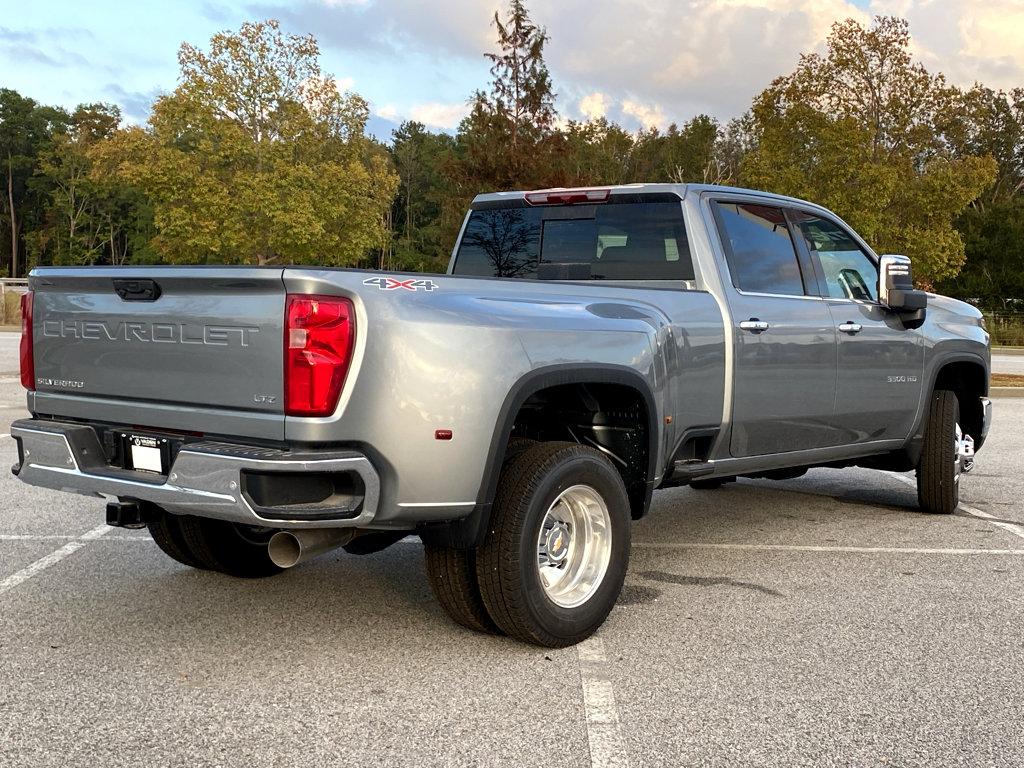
[2,0,1022,140]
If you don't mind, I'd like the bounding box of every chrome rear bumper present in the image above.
[11,419,380,529]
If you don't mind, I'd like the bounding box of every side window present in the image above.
[792,212,878,301]
[714,202,806,295]
[453,208,542,278]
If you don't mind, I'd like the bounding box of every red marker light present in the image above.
[524,188,610,206]
[435,429,453,441]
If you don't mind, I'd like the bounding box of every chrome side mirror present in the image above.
[878,254,927,328]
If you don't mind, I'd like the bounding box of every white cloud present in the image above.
[290,0,1024,128]
[871,0,1024,90]
[621,99,667,130]
[334,76,355,92]
[408,101,470,129]
[579,91,610,120]
[375,102,399,121]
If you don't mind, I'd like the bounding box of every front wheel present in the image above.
[476,442,631,647]
[917,390,964,515]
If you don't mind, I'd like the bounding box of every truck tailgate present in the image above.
[29,267,286,439]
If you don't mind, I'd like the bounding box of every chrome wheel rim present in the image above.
[953,421,971,484]
[536,484,612,609]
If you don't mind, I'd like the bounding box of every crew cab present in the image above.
[12,184,991,647]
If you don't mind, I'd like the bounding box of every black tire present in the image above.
[476,441,631,647]
[423,544,498,634]
[917,389,960,515]
[420,439,537,635]
[147,511,207,570]
[177,516,284,578]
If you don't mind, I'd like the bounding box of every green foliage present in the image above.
[0,89,71,276]
[26,103,156,267]
[939,199,1024,308]
[388,121,456,269]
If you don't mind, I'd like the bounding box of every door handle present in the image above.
[739,319,769,333]
[838,321,863,335]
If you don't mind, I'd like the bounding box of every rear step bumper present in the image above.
[10,419,380,529]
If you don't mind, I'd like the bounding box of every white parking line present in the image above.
[0,533,147,542]
[886,471,1024,541]
[634,542,1024,555]
[577,636,629,768]
[0,524,110,596]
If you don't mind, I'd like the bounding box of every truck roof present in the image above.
[470,183,823,210]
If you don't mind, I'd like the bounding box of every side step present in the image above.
[668,460,715,482]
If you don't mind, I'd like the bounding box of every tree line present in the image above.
[1,2,1021,306]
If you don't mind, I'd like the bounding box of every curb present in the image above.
[991,387,1024,398]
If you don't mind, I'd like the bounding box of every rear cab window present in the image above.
[452,199,694,282]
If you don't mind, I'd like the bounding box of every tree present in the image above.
[740,16,996,287]
[0,89,69,276]
[390,121,456,269]
[28,103,155,267]
[95,20,397,265]
[452,0,562,193]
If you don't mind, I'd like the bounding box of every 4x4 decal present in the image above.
[363,277,438,292]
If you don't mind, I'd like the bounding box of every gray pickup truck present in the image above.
[12,183,991,647]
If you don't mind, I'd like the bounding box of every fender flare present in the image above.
[420,363,660,548]
[904,351,989,460]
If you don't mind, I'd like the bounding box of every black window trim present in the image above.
[709,197,817,300]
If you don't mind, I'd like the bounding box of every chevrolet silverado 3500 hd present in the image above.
[12,183,991,647]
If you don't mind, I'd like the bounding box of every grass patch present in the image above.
[992,373,1024,387]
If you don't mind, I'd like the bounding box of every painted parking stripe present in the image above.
[886,471,1024,541]
[634,542,1024,555]
[0,524,110,596]
[577,636,629,768]
[0,533,148,542]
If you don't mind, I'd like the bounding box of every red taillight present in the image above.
[19,291,34,390]
[284,294,355,417]
[524,188,610,206]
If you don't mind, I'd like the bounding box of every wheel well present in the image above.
[509,382,651,519]
[934,361,987,445]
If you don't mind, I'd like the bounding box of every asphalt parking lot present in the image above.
[2,331,1023,767]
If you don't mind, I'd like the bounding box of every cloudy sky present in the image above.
[2,0,1023,139]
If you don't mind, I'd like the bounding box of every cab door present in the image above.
[789,210,924,444]
[711,199,839,457]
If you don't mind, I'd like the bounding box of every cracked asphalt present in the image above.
[1,330,1023,767]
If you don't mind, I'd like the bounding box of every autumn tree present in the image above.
[741,16,996,286]
[95,20,397,265]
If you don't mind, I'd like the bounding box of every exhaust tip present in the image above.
[268,531,302,568]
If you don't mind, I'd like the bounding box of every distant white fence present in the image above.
[0,279,28,295]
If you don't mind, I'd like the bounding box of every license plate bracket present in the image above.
[122,433,170,475]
